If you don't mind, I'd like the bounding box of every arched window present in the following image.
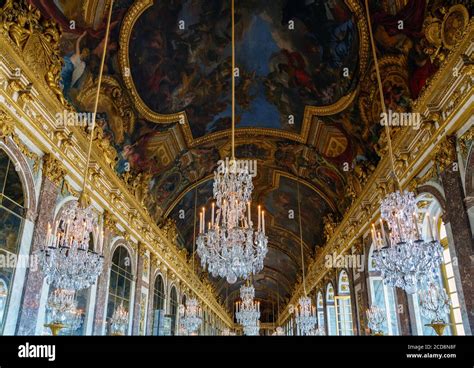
[152,274,165,335]
[326,283,337,335]
[169,286,178,336]
[368,244,399,335]
[106,245,133,335]
[0,149,25,333]
[316,291,325,330]
[336,271,353,335]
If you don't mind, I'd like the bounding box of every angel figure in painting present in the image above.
[60,31,89,101]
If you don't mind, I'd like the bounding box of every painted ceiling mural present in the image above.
[129,0,360,138]
[29,0,473,321]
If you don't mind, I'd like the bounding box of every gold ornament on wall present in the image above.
[0,0,69,108]
[42,153,66,186]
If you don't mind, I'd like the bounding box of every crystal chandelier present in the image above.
[365,0,443,294]
[37,201,104,291]
[197,198,268,283]
[179,298,202,335]
[366,305,386,335]
[46,288,77,325]
[293,181,317,335]
[419,283,451,323]
[371,191,443,294]
[196,0,267,284]
[110,303,129,336]
[293,296,317,336]
[235,283,260,335]
[45,288,82,335]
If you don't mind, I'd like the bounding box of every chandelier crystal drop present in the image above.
[294,296,317,336]
[179,298,202,335]
[419,283,451,323]
[235,283,260,335]
[37,201,104,291]
[372,190,444,294]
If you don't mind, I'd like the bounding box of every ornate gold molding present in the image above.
[0,108,15,139]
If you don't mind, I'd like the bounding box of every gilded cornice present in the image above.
[278,21,474,326]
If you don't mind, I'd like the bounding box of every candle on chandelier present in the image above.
[202,207,206,230]
[64,219,71,243]
[395,213,403,242]
[211,202,215,227]
[199,211,203,233]
[379,218,386,244]
[432,216,437,241]
[262,210,265,233]
[247,202,251,226]
[258,205,261,231]
[371,224,377,248]
[426,214,434,241]
[46,223,51,246]
[413,212,420,239]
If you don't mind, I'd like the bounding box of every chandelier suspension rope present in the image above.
[231,0,235,160]
[193,186,197,273]
[293,179,317,335]
[364,0,443,294]
[297,180,307,296]
[80,0,115,201]
[364,0,400,190]
[179,187,202,335]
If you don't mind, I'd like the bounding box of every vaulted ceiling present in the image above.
[30,0,472,322]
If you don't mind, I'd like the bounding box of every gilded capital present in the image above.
[434,135,457,172]
[103,210,118,232]
[138,242,147,257]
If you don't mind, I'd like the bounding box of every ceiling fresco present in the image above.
[30,0,473,321]
[128,0,361,139]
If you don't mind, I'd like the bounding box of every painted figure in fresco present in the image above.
[60,31,89,100]
[372,0,438,98]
